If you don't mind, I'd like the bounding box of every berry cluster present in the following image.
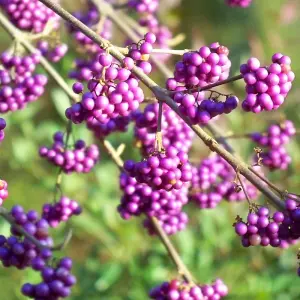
[128,0,159,14]
[241,53,295,113]
[119,172,189,235]
[235,199,300,249]
[0,0,59,33]
[168,43,231,89]
[251,120,296,148]
[37,40,68,63]
[66,54,144,124]
[0,118,6,142]
[149,278,228,299]
[125,32,157,75]
[21,257,76,299]
[190,155,258,209]
[42,196,82,228]
[251,120,295,170]
[68,1,113,54]
[0,180,8,206]
[171,91,239,125]
[235,207,285,247]
[87,114,132,139]
[0,205,53,270]
[134,103,194,155]
[39,131,100,174]
[0,52,47,113]
[124,146,192,191]
[225,0,252,7]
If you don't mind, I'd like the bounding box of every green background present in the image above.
[0,0,300,299]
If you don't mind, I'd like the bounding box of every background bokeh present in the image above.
[1,0,300,299]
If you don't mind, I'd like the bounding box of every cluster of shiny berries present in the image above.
[235,199,300,249]
[149,278,228,299]
[190,155,258,209]
[168,43,231,89]
[0,180,8,206]
[124,146,192,191]
[241,53,295,113]
[171,91,239,125]
[0,52,47,113]
[0,0,59,33]
[235,207,285,247]
[42,196,82,228]
[0,118,6,142]
[0,205,53,270]
[128,0,159,14]
[21,257,76,299]
[37,40,68,63]
[68,1,112,54]
[133,103,194,155]
[225,0,252,7]
[39,131,100,174]
[126,32,157,75]
[119,172,189,235]
[87,114,132,139]
[251,120,295,170]
[66,54,144,124]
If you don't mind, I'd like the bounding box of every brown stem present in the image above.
[205,123,235,154]
[101,139,124,169]
[248,166,282,196]
[236,171,251,206]
[150,216,195,284]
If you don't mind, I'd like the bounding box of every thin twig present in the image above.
[150,216,195,284]
[152,48,190,55]
[101,139,124,169]
[236,171,251,206]
[248,166,282,195]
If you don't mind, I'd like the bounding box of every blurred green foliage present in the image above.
[1,0,300,299]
